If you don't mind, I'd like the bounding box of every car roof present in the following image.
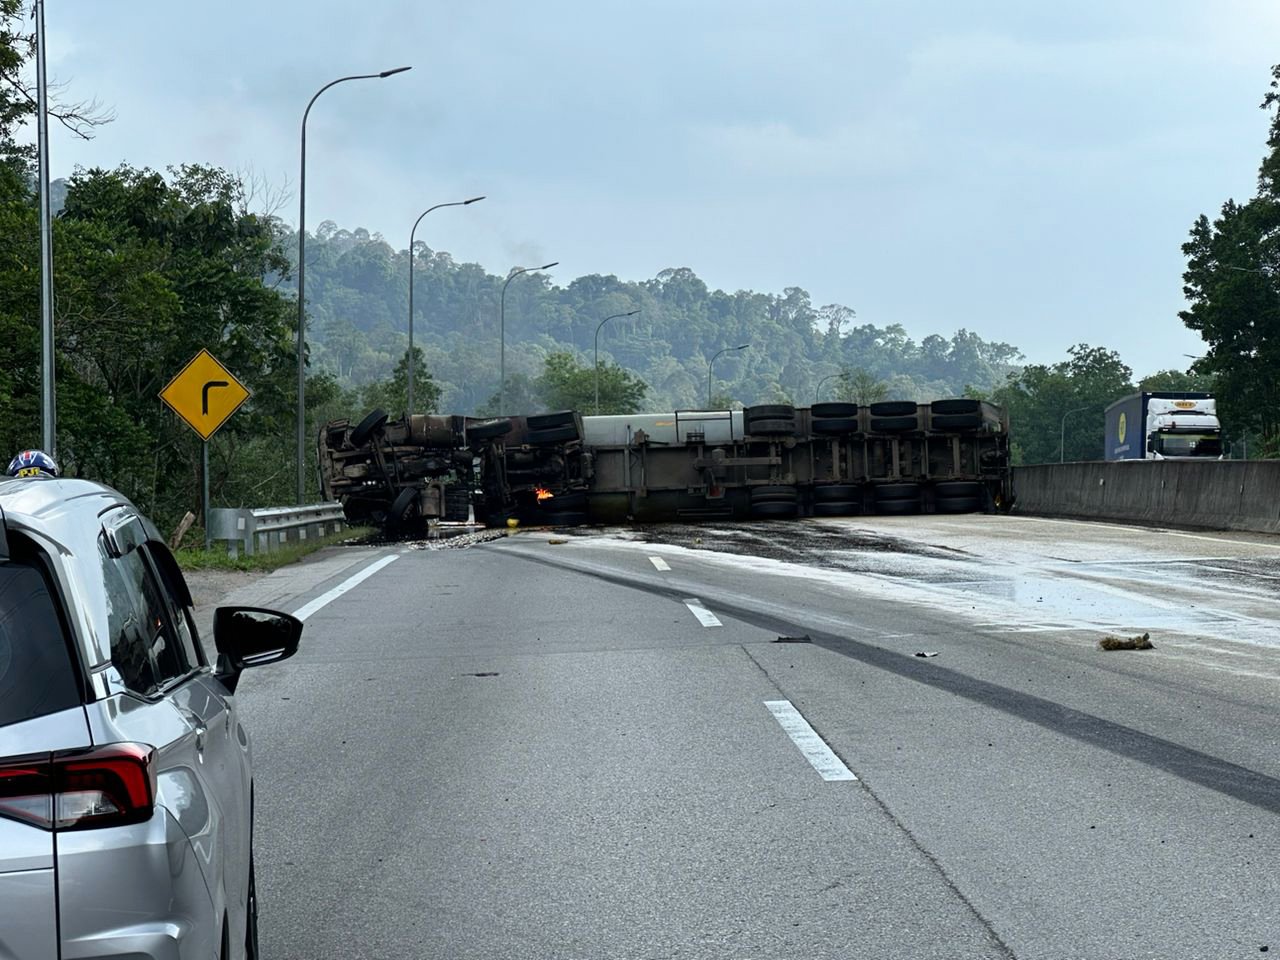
[0,477,133,549]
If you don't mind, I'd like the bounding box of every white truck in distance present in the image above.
[1104,392,1223,460]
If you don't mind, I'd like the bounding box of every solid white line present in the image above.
[649,556,671,571]
[764,700,857,782]
[1012,514,1280,550]
[292,555,400,622]
[683,597,722,627]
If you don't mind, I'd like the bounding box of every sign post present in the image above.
[159,349,251,550]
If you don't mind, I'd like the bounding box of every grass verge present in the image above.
[175,526,374,573]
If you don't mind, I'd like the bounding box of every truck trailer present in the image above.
[1103,392,1223,461]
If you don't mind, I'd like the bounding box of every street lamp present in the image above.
[815,372,843,403]
[408,196,484,413]
[708,344,750,409]
[499,261,558,415]
[1059,405,1091,463]
[296,65,411,505]
[593,309,639,415]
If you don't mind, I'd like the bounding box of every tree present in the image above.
[993,344,1133,464]
[536,351,648,414]
[1179,64,1280,456]
[835,368,889,405]
[359,346,441,417]
[1137,368,1217,393]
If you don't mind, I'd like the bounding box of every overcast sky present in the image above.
[45,0,1280,375]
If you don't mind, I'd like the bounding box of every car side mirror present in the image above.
[213,606,303,693]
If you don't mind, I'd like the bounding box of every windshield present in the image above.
[1154,433,1222,457]
[0,561,80,728]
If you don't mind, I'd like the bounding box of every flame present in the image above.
[535,487,554,501]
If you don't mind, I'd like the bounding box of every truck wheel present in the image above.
[814,484,860,503]
[388,488,418,525]
[869,416,918,433]
[931,413,983,431]
[876,498,920,515]
[746,404,796,420]
[875,482,920,501]
[467,418,512,441]
[751,485,798,502]
[526,425,580,445]
[931,398,981,415]
[935,496,981,513]
[869,401,917,417]
[811,402,859,418]
[811,417,859,435]
[751,500,798,518]
[933,481,983,499]
[543,510,588,527]
[526,410,577,430]
[746,418,797,435]
[350,409,388,448]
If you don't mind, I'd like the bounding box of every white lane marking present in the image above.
[1012,515,1280,550]
[764,700,857,782]
[292,555,400,621]
[683,597,722,627]
[649,556,671,571]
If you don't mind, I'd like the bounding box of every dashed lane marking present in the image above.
[292,555,400,621]
[764,700,857,782]
[649,556,671,571]
[683,597,722,627]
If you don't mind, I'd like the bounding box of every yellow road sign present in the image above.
[159,349,251,441]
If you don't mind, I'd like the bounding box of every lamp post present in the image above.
[814,372,843,403]
[1059,405,1091,463]
[593,309,639,414]
[708,344,750,409]
[296,65,411,504]
[408,196,484,413]
[35,0,54,454]
[499,261,558,415]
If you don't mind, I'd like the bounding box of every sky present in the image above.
[43,0,1280,376]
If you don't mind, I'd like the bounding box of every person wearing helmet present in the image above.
[6,449,59,479]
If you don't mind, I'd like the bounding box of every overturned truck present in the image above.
[318,400,1013,530]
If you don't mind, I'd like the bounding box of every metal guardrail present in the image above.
[208,502,346,557]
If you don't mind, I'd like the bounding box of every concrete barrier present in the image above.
[1012,461,1280,534]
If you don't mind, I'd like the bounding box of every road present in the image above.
[220,515,1280,959]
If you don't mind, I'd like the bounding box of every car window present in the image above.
[0,560,80,727]
[99,536,194,696]
[144,543,202,669]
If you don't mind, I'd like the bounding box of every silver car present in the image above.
[0,477,301,959]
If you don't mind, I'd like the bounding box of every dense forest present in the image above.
[3,0,1278,533]
[285,221,1024,416]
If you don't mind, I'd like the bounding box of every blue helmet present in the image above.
[7,449,59,479]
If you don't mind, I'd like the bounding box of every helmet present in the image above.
[7,449,59,479]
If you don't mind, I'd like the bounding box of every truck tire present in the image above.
[751,485,799,503]
[467,418,512,441]
[811,417,859,435]
[931,398,981,415]
[875,482,921,501]
[935,496,981,514]
[746,419,796,435]
[750,500,798,518]
[931,413,983,431]
[813,484,860,503]
[869,401,917,417]
[525,425,579,445]
[933,481,983,499]
[527,410,577,430]
[869,416,918,433]
[812,501,859,516]
[388,488,418,526]
[811,402,859,418]
[543,510,588,527]
[746,404,796,421]
[350,409,389,448]
[876,498,920,515]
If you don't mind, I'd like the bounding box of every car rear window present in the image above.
[0,562,80,728]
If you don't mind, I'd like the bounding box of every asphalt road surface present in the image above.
[223,515,1280,959]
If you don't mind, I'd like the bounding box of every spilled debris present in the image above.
[1099,632,1154,651]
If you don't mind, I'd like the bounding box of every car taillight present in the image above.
[0,743,156,831]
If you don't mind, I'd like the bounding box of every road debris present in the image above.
[773,635,812,644]
[407,530,506,551]
[1099,632,1154,651]
[548,538,568,545]
[914,651,940,658]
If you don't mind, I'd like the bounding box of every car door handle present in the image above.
[179,709,207,752]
